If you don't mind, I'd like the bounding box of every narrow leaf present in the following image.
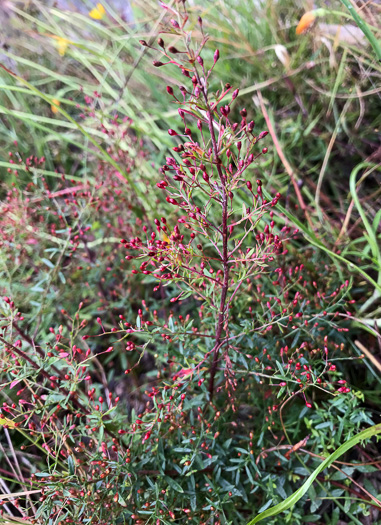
[247,423,381,524]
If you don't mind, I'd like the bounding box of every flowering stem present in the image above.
[194,70,230,399]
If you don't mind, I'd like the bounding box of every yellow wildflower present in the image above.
[46,34,73,56]
[51,99,60,114]
[162,232,171,244]
[162,232,182,266]
[89,3,106,20]
[57,36,70,56]
[296,11,317,35]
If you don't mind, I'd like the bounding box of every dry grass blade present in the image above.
[0,490,41,501]
[355,340,381,374]
[256,91,313,229]
[0,519,34,525]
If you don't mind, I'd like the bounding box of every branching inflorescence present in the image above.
[126,2,290,400]
[0,3,361,524]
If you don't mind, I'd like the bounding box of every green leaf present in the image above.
[339,0,381,61]
[67,454,75,476]
[246,423,381,524]
[276,361,285,376]
[41,258,55,269]
[165,475,184,493]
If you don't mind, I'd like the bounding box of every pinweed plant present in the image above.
[0,2,380,525]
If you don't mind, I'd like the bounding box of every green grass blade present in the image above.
[349,162,381,280]
[349,162,381,311]
[339,0,381,61]
[266,196,381,296]
[247,423,381,524]
[0,63,151,211]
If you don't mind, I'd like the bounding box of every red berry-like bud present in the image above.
[262,147,268,154]
[214,49,220,63]
[166,86,174,96]
[153,61,164,67]
[168,129,177,136]
[246,181,252,191]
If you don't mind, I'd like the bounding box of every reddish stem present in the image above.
[193,69,230,399]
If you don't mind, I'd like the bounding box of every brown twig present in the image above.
[256,91,314,229]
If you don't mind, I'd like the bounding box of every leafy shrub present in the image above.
[0,2,380,525]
